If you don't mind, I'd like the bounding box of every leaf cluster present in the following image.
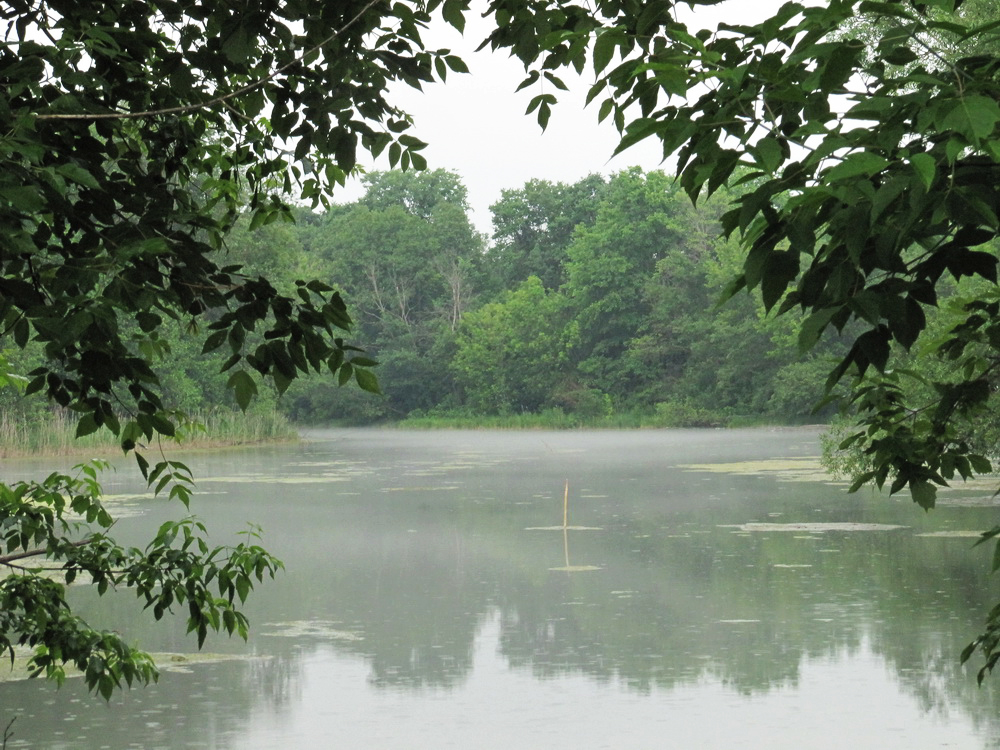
[0,0,465,696]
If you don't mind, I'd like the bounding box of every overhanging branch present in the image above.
[0,538,93,566]
[33,0,382,123]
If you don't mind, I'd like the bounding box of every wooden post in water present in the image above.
[562,479,569,530]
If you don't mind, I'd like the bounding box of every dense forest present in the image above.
[0,165,977,430]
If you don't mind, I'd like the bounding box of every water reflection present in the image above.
[3,428,1000,748]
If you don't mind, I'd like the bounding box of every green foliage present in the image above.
[487,174,608,291]
[0,0,459,696]
[11,0,1000,690]
[451,276,571,413]
[280,167,844,426]
[0,461,281,697]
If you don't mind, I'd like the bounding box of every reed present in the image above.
[0,408,298,458]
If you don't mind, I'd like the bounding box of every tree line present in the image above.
[46,166,849,427]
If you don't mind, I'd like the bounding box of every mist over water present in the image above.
[3,428,1000,749]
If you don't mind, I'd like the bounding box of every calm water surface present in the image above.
[3,427,1000,748]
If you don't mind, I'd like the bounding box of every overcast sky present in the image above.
[340,1,780,234]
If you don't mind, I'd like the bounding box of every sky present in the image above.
[340,1,781,234]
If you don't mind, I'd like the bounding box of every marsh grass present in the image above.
[398,406,814,430]
[0,408,297,458]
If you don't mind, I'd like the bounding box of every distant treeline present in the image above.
[0,167,902,428]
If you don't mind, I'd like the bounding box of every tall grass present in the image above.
[398,407,691,430]
[0,408,298,458]
[397,405,827,430]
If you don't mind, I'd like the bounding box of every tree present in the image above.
[303,170,484,416]
[562,168,689,401]
[478,0,1000,678]
[0,0,462,696]
[487,174,608,292]
[451,276,571,413]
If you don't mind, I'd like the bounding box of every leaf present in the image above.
[908,153,936,191]
[56,163,100,188]
[969,454,993,475]
[910,479,937,510]
[0,185,44,212]
[444,55,468,74]
[942,95,1000,141]
[761,250,799,312]
[825,152,889,182]
[338,362,354,386]
[798,307,838,352]
[355,368,381,394]
[75,413,99,439]
[442,0,466,32]
[883,45,918,65]
[226,370,258,411]
[593,29,622,74]
[752,137,784,173]
[222,23,252,64]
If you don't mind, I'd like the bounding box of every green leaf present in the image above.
[355,368,381,394]
[442,0,466,32]
[883,45,918,65]
[0,185,44,212]
[752,137,784,173]
[908,153,936,191]
[338,362,354,386]
[226,370,258,411]
[910,479,937,510]
[75,413,99,439]
[593,29,622,74]
[798,307,838,352]
[942,95,1000,141]
[56,163,100,189]
[444,55,468,74]
[969,454,993,475]
[825,152,889,182]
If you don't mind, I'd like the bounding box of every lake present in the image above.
[3,427,1000,748]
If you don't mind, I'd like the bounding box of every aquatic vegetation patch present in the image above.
[195,475,351,484]
[724,522,908,532]
[525,525,603,531]
[260,620,363,640]
[0,651,258,683]
[678,457,836,483]
[914,530,984,538]
[381,485,461,492]
[935,476,1000,493]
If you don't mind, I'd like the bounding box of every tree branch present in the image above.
[0,538,92,566]
[33,0,383,123]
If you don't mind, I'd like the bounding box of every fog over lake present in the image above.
[3,427,1000,749]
